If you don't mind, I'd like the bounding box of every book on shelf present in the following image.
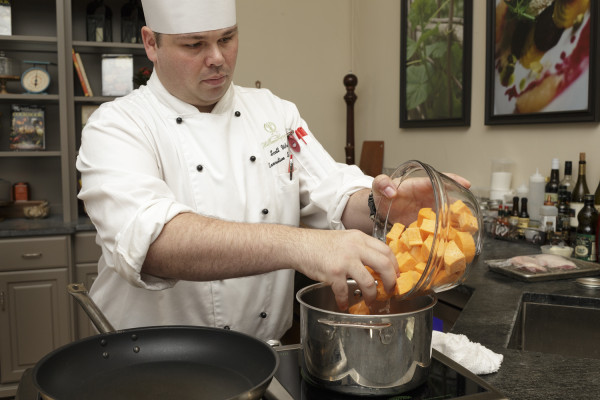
[72,49,93,96]
[101,54,133,97]
[0,0,11,36]
[9,104,45,151]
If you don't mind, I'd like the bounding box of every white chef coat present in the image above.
[76,72,373,341]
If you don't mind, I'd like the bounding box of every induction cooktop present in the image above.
[265,344,508,400]
[17,343,507,400]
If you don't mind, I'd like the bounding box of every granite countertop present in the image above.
[0,216,96,238]
[456,237,600,399]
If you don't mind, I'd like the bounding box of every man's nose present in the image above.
[205,44,225,67]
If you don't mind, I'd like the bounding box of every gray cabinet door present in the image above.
[0,268,70,384]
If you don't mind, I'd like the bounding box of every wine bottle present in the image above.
[574,194,598,262]
[594,178,600,213]
[559,160,573,195]
[544,158,560,206]
[570,152,589,231]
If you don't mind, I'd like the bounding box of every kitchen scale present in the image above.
[17,344,507,400]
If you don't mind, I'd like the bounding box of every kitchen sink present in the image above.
[508,293,600,359]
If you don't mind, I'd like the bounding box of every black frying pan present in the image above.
[31,283,279,400]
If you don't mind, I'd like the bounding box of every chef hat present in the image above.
[141,0,236,34]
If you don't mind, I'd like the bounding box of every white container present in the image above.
[540,204,558,231]
[528,168,545,222]
[490,159,514,190]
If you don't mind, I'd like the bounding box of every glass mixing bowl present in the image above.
[372,160,483,299]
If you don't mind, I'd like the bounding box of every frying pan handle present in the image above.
[68,283,116,334]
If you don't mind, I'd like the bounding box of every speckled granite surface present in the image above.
[457,237,600,400]
[0,216,95,237]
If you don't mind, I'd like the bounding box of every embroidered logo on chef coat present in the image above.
[260,122,290,171]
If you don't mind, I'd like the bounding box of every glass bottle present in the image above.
[508,196,520,227]
[544,158,560,206]
[517,197,529,236]
[570,152,589,232]
[574,194,598,262]
[559,160,573,196]
[86,0,113,42]
[556,186,571,244]
[121,0,144,43]
[594,178,600,213]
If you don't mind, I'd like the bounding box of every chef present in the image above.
[77,0,463,341]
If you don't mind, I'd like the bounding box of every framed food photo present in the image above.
[400,0,473,128]
[485,0,600,125]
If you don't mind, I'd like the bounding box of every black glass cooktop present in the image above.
[266,344,507,400]
[17,344,507,400]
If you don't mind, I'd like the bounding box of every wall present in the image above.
[235,0,353,163]
[235,0,600,197]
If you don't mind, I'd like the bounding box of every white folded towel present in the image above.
[432,330,504,375]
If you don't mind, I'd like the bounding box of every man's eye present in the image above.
[185,42,202,48]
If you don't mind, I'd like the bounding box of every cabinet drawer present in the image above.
[74,232,101,264]
[0,236,69,271]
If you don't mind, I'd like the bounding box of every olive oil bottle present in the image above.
[574,194,598,262]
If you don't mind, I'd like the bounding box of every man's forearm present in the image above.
[142,212,302,281]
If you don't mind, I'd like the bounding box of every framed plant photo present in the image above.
[485,0,600,125]
[400,0,473,128]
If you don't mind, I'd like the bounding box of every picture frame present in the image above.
[485,0,599,125]
[400,0,472,128]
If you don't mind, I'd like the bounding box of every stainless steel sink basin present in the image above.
[508,293,600,359]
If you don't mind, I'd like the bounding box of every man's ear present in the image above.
[141,27,158,63]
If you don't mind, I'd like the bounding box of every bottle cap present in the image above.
[530,168,545,182]
[552,158,559,169]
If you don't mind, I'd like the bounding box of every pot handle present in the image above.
[68,283,116,334]
[317,318,391,330]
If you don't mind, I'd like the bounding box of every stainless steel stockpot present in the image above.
[297,281,436,396]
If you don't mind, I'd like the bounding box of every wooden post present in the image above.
[343,73,357,165]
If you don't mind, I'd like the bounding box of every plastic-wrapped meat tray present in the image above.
[485,254,600,282]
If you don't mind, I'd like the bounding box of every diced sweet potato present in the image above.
[375,281,392,301]
[443,240,466,275]
[421,235,434,261]
[386,222,405,245]
[395,270,421,296]
[349,300,370,315]
[414,261,426,274]
[417,208,436,225]
[458,213,479,233]
[405,227,423,246]
[410,245,424,262]
[396,251,417,273]
[419,218,436,240]
[454,231,476,263]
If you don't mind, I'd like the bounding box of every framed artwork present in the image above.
[485,0,599,125]
[400,0,472,128]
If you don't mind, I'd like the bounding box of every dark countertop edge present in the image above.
[0,216,96,238]
[453,236,600,400]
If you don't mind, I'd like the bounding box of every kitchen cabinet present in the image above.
[0,1,149,396]
[0,0,150,225]
[0,236,71,395]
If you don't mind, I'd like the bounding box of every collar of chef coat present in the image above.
[146,71,235,116]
